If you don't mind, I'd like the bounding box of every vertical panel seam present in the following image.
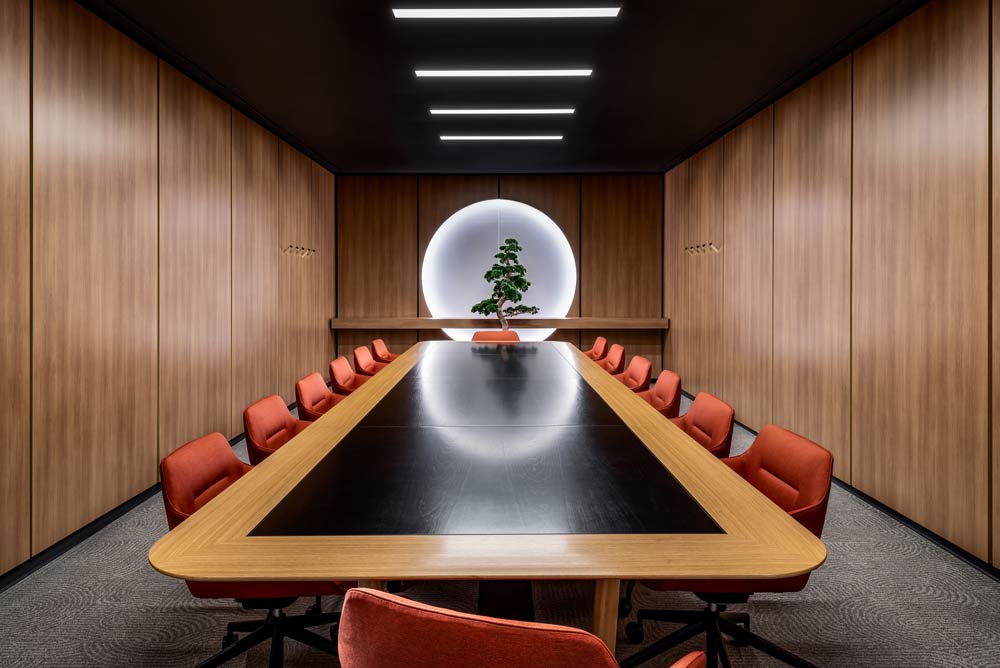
[849,51,856,485]
[28,0,35,557]
[988,0,994,564]
[155,60,160,470]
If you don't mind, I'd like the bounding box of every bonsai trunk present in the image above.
[495,298,509,330]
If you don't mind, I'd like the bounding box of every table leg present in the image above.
[357,580,386,591]
[592,579,621,654]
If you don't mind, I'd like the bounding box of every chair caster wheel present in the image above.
[618,599,632,618]
[624,622,644,644]
[222,633,237,648]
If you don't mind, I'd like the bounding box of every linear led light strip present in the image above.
[393,7,620,19]
[416,69,591,78]
[431,108,574,115]
[441,135,563,141]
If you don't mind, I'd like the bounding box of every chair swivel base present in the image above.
[619,596,819,668]
[198,600,341,668]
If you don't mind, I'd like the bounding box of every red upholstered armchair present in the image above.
[160,433,347,667]
[371,338,400,363]
[637,369,682,418]
[619,425,834,668]
[614,355,652,392]
[338,588,705,668]
[471,330,520,343]
[582,335,609,361]
[354,345,388,376]
[295,372,345,421]
[670,392,735,458]
[330,356,370,395]
[243,395,311,465]
[597,343,625,374]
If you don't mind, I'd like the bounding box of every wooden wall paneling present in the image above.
[773,57,853,480]
[417,175,499,341]
[305,163,335,377]
[722,108,774,431]
[158,62,233,452]
[663,162,689,375]
[992,0,1000,567]
[852,0,989,558]
[232,111,284,422]
[337,176,419,362]
[686,142,726,397]
[0,0,30,573]
[499,174,581,347]
[581,175,664,371]
[31,0,158,553]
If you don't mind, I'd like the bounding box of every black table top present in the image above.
[251,342,722,536]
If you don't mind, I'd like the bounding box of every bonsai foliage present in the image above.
[470,237,540,330]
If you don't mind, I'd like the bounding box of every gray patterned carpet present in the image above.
[2,404,999,667]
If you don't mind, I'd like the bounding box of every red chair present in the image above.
[243,395,311,466]
[620,425,834,668]
[330,356,370,395]
[597,343,625,374]
[371,338,399,363]
[670,392,735,458]
[582,336,609,361]
[160,433,347,667]
[295,372,346,421]
[338,587,705,668]
[354,345,388,376]
[471,330,520,343]
[637,370,682,418]
[614,355,652,392]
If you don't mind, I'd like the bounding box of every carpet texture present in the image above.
[1,409,998,667]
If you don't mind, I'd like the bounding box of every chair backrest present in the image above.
[338,588,619,668]
[160,432,250,530]
[652,369,682,417]
[603,344,625,373]
[354,346,379,373]
[471,330,520,342]
[330,356,356,387]
[587,336,609,359]
[735,425,834,537]
[295,372,331,412]
[372,338,393,360]
[675,392,735,457]
[624,355,652,389]
[243,395,298,465]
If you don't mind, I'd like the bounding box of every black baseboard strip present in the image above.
[0,483,162,594]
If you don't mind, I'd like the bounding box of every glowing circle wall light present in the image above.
[421,199,577,341]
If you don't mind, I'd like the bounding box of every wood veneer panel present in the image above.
[158,62,233,452]
[0,0,30,574]
[278,143,314,395]
[499,174,581,346]
[663,162,689,374]
[581,175,664,371]
[686,143,726,397]
[773,58,852,480]
[853,0,989,558]
[992,0,1000,567]
[722,108,773,432]
[304,163,335,377]
[31,0,158,553]
[337,176,419,362]
[232,111,285,419]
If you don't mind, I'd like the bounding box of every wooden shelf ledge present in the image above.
[329,317,670,330]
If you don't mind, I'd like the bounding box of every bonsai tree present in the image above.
[470,237,540,330]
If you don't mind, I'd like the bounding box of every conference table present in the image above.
[149,341,826,654]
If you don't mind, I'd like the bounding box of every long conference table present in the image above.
[149,341,826,654]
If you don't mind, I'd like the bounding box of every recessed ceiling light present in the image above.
[440,135,564,141]
[393,7,620,19]
[430,108,575,115]
[416,69,592,78]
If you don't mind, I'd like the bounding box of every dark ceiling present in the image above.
[82,0,926,174]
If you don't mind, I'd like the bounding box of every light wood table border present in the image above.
[149,341,826,652]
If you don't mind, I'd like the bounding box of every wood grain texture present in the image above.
[337,176,419,362]
[686,142,726,397]
[149,342,826,584]
[852,0,989,558]
[663,162,688,374]
[31,0,158,553]
[592,579,621,653]
[0,0,30,574]
[278,142,314,395]
[773,57,853,481]
[581,175,664,370]
[304,163,336,377]
[158,62,233,452]
[500,175,582,346]
[722,107,773,432]
[232,111,285,417]
[992,0,1000,567]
